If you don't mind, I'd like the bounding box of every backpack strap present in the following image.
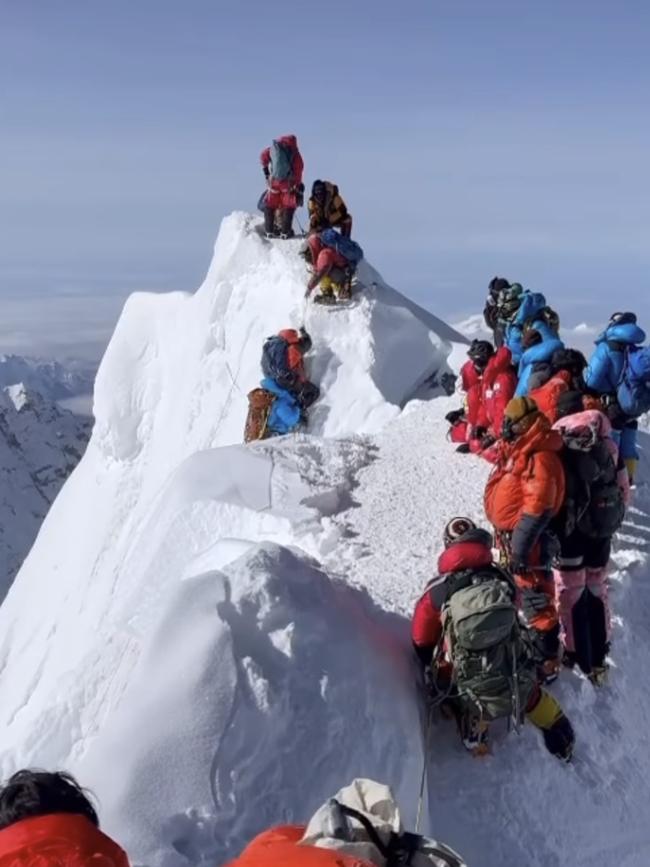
[327,800,390,857]
[328,801,466,867]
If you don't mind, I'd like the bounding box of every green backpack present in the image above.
[442,571,536,722]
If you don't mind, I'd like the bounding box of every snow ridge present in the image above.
[1,212,648,867]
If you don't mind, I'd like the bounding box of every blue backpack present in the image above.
[320,228,364,266]
[270,140,293,181]
[261,336,297,390]
[617,345,650,417]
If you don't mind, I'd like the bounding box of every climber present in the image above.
[308,180,353,237]
[304,230,364,305]
[514,314,564,398]
[500,289,551,365]
[244,328,320,442]
[528,348,592,424]
[478,345,518,456]
[455,340,494,454]
[585,311,649,484]
[551,397,629,684]
[411,517,575,760]
[484,397,565,681]
[260,135,304,239]
[225,778,467,867]
[0,769,130,866]
[483,277,512,347]
[244,328,320,443]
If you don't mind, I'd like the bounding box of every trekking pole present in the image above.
[415,707,432,834]
[295,213,306,237]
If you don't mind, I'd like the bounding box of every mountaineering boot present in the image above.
[588,664,609,687]
[527,688,575,762]
[313,280,337,305]
[313,294,337,306]
[562,649,577,670]
[264,206,278,238]
[540,657,560,685]
[278,207,295,238]
[460,714,489,756]
[624,457,638,486]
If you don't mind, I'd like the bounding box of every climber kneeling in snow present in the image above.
[244,328,320,442]
[551,394,629,685]
[226,777,466,867]
[308,180,353,237]
[260,135,304,239]
[0,769,130,866]
[304,230,364,305]
[484,397,565,682]
[411,518,574,760]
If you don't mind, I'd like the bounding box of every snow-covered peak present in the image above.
[0,384,91,600]
[0,354,95,402]
[93,211,463,466]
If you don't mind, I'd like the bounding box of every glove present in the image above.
[480,432,496,450]
[509,556,529,574]
[455,443,471,454]
[445,408,465,425]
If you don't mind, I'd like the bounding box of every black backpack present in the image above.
[261,336,298,390]
[578,443,625,538]
[560,440,625,539]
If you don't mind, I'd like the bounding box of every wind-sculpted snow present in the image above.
[2,211,649,867]
[84,544,422,867]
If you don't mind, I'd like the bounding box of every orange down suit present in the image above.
[484,415,566,659]
[225,826,374,867]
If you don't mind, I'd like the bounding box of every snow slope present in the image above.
[0,384,91,601]
[0,213,462,865]
[2,211,649,867]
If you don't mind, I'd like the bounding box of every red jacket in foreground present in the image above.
[260,135,304,210]
[225,825,374,867]
[0,814,130,867]
[411,534,494,662]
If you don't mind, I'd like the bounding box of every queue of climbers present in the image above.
[246,134,368,443]
[258,134,364,305]
[429,276,648,757]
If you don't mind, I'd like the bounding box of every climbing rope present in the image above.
[415,706,433,834]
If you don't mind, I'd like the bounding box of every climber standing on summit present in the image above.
[260,135,304,239]
[483,277,513,347]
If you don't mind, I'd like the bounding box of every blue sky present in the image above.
[1,0,649,359]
